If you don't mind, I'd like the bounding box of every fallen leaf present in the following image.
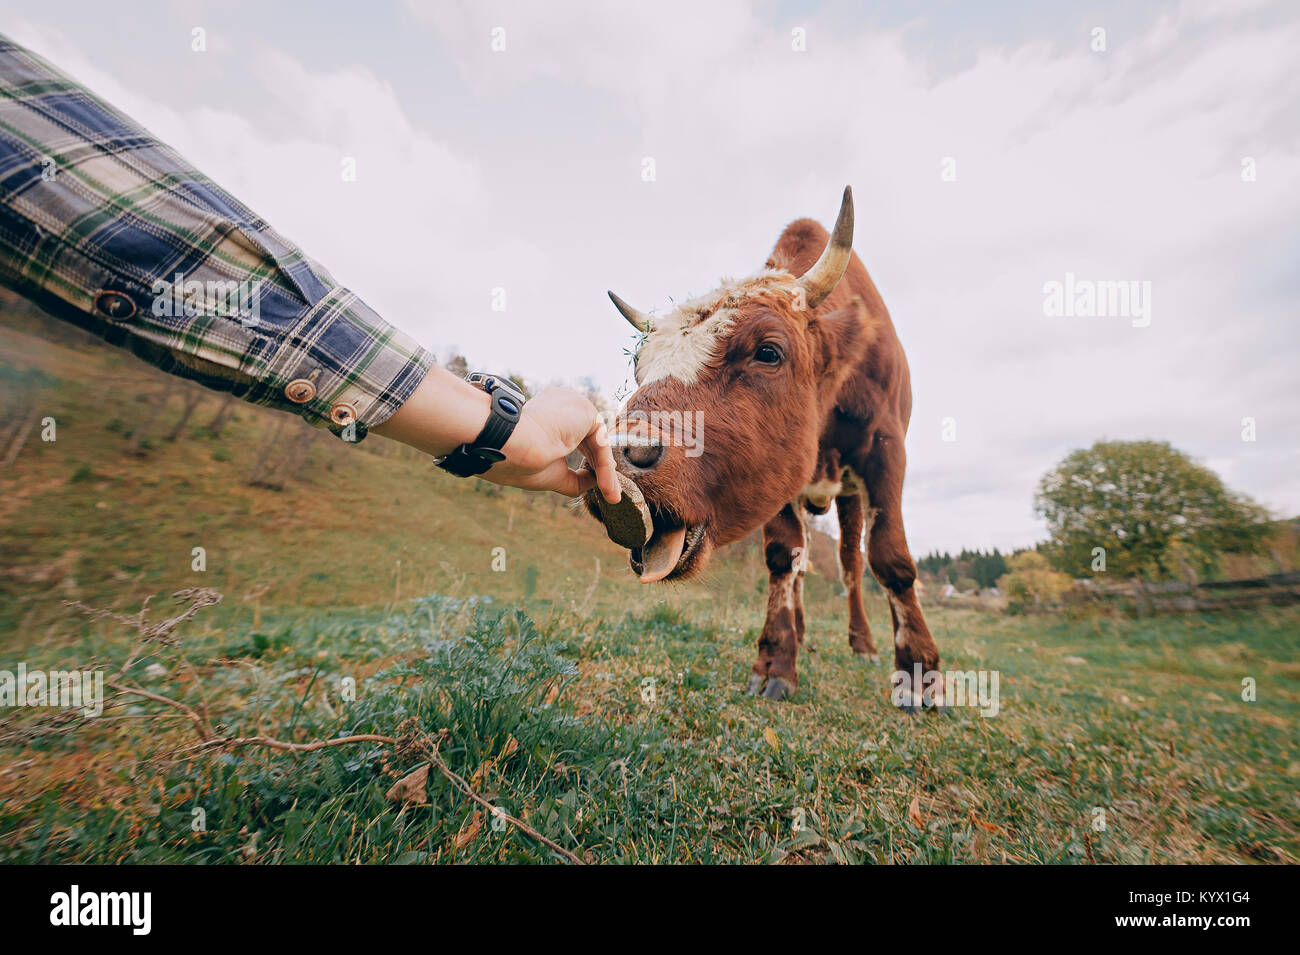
[454,810,483,850]
[908,795,925,829]
[470,759,493,789]
[763,727,780,750]
[384,765,429,807]
[968,811,1002,835]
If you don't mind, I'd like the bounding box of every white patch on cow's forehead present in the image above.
[635,307,735,386]
[634,270,797,385]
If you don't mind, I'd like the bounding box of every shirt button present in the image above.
[329,402,357,427]
[94,291,137,321]
[284,379,316,403]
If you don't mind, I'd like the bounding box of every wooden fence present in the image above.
[1085,570,1300,615]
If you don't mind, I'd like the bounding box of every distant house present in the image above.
[939,583,957,599]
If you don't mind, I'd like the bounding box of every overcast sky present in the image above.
[8,0,1298,555]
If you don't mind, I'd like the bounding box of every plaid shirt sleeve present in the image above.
[0,35,432,442]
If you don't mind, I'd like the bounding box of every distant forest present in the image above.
[916,548,1010,590]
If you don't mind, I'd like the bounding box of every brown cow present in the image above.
[593,188,941,710]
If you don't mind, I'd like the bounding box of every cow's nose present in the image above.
[622,440,664,470]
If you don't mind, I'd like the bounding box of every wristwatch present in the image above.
[434,372,527,477]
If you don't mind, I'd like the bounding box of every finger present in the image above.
[527,456,584,496]
[580,418,621,504]
[545,465,595,498]
[568,466,597,496]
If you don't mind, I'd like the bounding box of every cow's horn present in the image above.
[608,291,652,333]
[796,186,854,308]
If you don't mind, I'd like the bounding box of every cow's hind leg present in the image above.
[836,491,879,662]
[859,434,942,713]
[746,502,806,702]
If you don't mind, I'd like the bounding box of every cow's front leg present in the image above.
[746,503,806,701]
[860,434,942,713]
[836,491,879,662]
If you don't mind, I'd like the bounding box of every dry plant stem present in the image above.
[422,748,584,865]
[218,733,397,752]
[175,726,583,862]
[106,681,214,740]
[68,589,586,864]
[179,658,213,727]
[120,683,581,861]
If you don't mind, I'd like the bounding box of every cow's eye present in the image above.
[753,343,783,365]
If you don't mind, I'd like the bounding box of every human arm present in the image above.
[0,35,617,500]
[372,366,620,500]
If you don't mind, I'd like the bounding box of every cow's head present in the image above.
[593,188,871,582]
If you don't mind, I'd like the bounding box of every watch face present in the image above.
[469,371,525,405]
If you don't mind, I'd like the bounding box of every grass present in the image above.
[0,305,743,650]
[0,592,1295,863]
[1,302,1296,864]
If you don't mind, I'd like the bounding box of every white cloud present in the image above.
[8,0,1298,555]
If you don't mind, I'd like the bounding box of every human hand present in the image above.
[487,387,621,501]
[373,369,620,502]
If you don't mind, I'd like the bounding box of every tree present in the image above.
[127,379,175,456]
[970,549,1007,589]
[444,353,469,379]
[164,383,205,441]
[997,551,1074,608]
[204,393,238,437]
[246,417,319,490]
[1035,440,1268,579]
[917,547,1006,589]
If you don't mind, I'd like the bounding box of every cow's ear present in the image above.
[809,296,874,373]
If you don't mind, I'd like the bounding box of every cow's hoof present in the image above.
[761,677,796,701]
[854,652,881,666]
[744,673,765,696]
[896,701,922,716]
[930,703,952,718]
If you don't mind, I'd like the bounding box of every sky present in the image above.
[6,0,1298,555]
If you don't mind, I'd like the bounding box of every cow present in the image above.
[591,187,941,711]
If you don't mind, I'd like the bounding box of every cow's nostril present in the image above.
[623,441,664,469]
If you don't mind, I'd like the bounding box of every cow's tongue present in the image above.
[639,526,687,583]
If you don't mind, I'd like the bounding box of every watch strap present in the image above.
[477,387,523,449]
[435,376,524,477]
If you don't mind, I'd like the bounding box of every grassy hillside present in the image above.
[2,589,1294,864]
[1,298,1296,864]
[0,297,766,650]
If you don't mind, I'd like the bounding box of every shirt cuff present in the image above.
[261,287,433,441]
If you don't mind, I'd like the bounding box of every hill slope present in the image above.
[0,294,797,648]
[3,293,1295,866]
